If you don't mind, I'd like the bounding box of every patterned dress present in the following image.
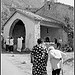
[31,44,48,75]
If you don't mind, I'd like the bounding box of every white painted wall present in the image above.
[3,12,68,50]
[3,12,36,49]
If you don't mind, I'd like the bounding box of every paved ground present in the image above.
[1,54,30,75]
[1,52,74,75]
[1,53,53,75]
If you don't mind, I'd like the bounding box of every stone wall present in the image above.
[34,21,40,44]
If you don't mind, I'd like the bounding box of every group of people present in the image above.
[5,36,14,52]
[31,37,66,75]
[5,36,23,52]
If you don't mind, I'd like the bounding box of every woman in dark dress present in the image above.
[31,38,48,75]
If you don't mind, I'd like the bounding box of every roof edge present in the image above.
[3,8,66,28]
[3,11,17,27]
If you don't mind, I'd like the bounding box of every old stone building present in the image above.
[3,0,74,51]
[35,0,74,46]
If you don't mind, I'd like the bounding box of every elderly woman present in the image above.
[31,38,48,75]
[48,46,67,75]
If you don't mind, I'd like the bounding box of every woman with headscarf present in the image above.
[31,38,48,75]
[48,46,67,75]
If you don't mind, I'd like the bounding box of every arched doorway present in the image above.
[9,19,26,51]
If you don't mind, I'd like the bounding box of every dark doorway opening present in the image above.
[9,19,26,51]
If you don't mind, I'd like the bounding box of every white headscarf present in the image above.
[49,46,62,59]
[48,46,55,51]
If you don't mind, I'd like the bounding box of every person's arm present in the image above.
[31,50,34,63]
[31,47,35,63]
[60,51,67,58]
[50,50,62,60]
[42,48,48,62]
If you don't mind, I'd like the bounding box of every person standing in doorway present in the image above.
[5,36,10,52]
[9,37,14,53]
[17,36,23,52]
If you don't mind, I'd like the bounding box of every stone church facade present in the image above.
[3,1,73,50]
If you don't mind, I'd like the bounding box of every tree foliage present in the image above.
[63,16,74,50]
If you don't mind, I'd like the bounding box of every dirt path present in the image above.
[1,52,74,75]
[1,54,30,75]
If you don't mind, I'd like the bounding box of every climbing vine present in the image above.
[63,16,74,50]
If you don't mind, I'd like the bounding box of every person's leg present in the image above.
[8,45,10,51]
[11,46,13,52]
[56,69,61,75]
[8,45,10,52]
[6,45,9,51]
[6,45,7,51]
[10,46,13,52]
[52,69,56,75]
[10,46,13,53]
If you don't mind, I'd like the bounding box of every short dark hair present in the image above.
[45,37,50,42]
[10,37,12,39]
[37,38,43,44]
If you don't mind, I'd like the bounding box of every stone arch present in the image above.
[9,19,26,50]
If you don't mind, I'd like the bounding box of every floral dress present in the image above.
[31,44,48,75]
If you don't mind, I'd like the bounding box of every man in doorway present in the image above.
[17,36,23,52]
